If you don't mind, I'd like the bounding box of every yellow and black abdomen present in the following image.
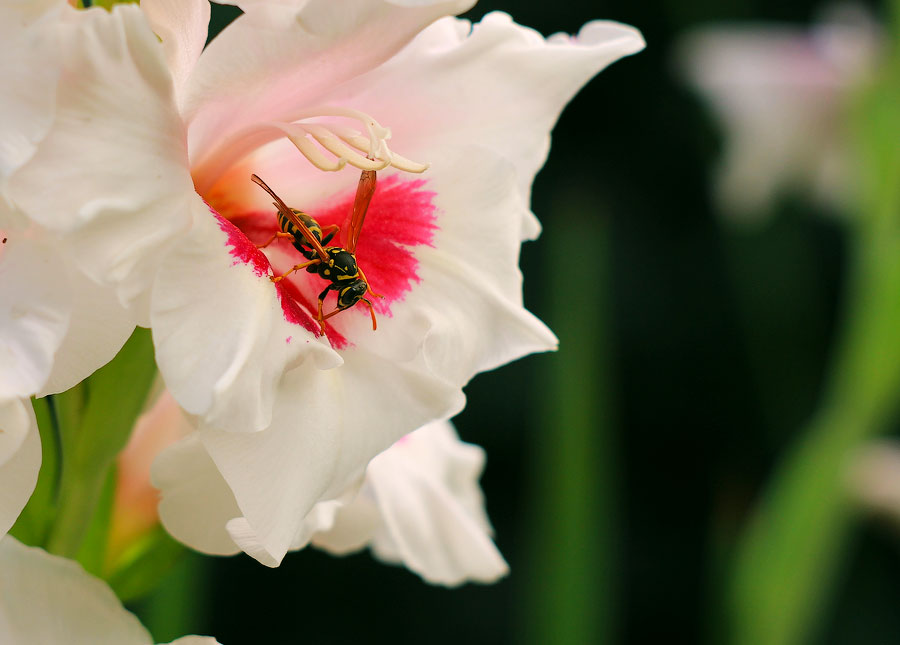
[278,207,332,260]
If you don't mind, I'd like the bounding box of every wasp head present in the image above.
[337,280,368,309]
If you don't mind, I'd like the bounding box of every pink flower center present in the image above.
[214,175,437,349]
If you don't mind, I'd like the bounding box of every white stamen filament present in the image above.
[330,125,431,173]
[192,106,428,194]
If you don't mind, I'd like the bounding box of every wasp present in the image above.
[250,171,381,333]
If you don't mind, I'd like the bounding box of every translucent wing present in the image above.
[251,174,328,262]
[345,170,377,253]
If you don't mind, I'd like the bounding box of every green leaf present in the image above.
[9,398,60,546]
[88,0,139,10]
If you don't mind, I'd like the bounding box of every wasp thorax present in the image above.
[325,248,358,277]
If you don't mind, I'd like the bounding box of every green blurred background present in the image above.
[133,1,900,643]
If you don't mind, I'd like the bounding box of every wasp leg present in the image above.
[256,231,295,249]
[271,259,320,283]
[357,266,384,299]
[316,285,337,334]
[362,298,377,330]
[320,224,340,246]
[319,297,377,332]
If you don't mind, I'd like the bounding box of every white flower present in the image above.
[0,535,220,645]
[6,1,644,566]
[678,5,881,219]
[846,440,900,524]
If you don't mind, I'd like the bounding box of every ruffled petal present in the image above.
[0,536,223,644]
[0,537,152,644]
[312,12,644,203]
[6,4,194,312]
[151,197,341,434]
[0,399,40,537]
[349,146,558,385]
[0,0,62,179]
[152,433,242,556]
[0,221,71,399]
[314,420,508,585]
[184,0,476,167]
[38,266,135,396]
[201,353,464,566]
[141,0,211,108]
[0,202,134,398]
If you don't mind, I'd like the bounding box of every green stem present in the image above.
[729,57,900,645]
[520,194,617,645]
[45,328,156,561]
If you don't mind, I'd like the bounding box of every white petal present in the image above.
[0,399,40,537]
[152,432,242,556]
[185,0,475,168]
[0,537,152,645]
[0,536,223,644]
[351,146,558,385]
[151,197,340,434]
[203,353,464,566]
[317,13,644,202]
[0,0,62,178]
[6,5,194,310]
[39,260,135,396]
[316,421,508,585]
[0,225,71,399]
[141,0,211,109]
[288,496,360,552]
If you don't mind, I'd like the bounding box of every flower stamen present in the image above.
[192,106,429,194]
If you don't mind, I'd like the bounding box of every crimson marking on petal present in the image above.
[276,274,349,347]
[313,175,438,314]
[273,277,321,336]
[214,211,270,277]
[226,176,436,348]
[213,211,320,334]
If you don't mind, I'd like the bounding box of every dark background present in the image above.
[137,1,900,643]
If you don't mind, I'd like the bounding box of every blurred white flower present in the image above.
[0,535,220,645]
[846,440,900,524]
[679,5,881,220]
[5,0,644,566]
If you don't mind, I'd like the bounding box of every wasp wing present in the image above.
[251,174,328,262]
[345,170,377,253]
